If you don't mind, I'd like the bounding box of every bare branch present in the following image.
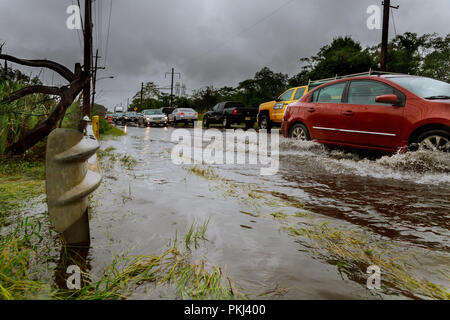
[0,54,76,82]
[1,85,63,104]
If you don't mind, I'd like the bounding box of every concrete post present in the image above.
[46,123,102,246]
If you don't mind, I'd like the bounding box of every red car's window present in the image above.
[315,82,346,103]
[348,80,399,105]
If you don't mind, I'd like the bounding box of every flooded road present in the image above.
[87,125,449,299]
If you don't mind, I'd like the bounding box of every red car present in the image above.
[282,75,450,152]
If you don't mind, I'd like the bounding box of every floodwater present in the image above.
[86,125,449,299]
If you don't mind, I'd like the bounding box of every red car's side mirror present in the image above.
[375,94,401,105]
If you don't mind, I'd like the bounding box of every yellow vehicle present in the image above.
[258,86,309,130]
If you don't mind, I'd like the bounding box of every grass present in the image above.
[60,247,245,300]
[119,155,137,170]
[282,223,450,300]
[0,158,45,223]
[52,219,244,300]
[186,165,221,180]
[270,211,288,219]
[0,155,245,300]
[99,126,126,141]
[184,220,210,249]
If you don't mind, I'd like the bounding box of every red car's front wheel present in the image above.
[289,123,310,141]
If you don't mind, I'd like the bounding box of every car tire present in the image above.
[203,117,210,128]
[223,117,231,129]
[289,123,310,141]
[259,114,272,131]
[413,129,450,152]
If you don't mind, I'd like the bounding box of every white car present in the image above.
[139,109,168,127]
[169,108,198,125]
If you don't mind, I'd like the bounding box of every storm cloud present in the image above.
[0,0,449,109]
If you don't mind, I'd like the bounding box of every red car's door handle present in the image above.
[343,110,354,116]
[307,107,315,113]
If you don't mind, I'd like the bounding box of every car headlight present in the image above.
[273,103,284,110]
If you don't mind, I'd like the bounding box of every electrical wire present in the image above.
[103,0,113,68]
[391,7,398,37]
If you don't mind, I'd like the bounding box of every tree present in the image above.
[129,82,163,112]
[419,34,450,82]
[0,53,89,155]
[291,36,377,84]
[191,86,221,112]
[309,37,374,79]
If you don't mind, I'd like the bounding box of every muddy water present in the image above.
[88,125,449,299]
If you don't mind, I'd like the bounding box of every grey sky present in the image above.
[0,0,449,110]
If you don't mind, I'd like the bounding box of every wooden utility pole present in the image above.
[380,1,399,71]
[83,0,93,116]
[165,68,180,108]
[91,49,99,108]
[140,82,144,108]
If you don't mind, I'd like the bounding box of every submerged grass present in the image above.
[56,218,243,300]
[282,223,450,300]
[184,220,210,249]
[185,163,449,300]
[119,155,137,170]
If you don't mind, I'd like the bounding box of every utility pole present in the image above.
[91,49,99,109]
[140,82,144,108]
[83,0,93,116]
[380,0,399,71]
[165,68,180,108]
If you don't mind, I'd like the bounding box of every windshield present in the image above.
[178,108,195,112]
[144,110,162,115]
[388,76,450,99]
[126,112,136,116]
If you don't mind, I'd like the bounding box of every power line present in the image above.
[103,0,113,68]
[391,7,398,37]
[199,0,297,59]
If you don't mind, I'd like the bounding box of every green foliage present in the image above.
[296,36,377,83]
[292,32,450,84]
[0,79,55,155]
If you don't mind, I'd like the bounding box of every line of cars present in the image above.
[111,107,200,127]
[110,71,448,153]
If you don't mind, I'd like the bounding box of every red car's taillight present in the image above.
[180,112,185,116]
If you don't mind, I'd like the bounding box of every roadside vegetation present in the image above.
[0,156,244,299]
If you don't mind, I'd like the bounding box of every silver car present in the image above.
[138,109,168,127]
[169,108,198,125]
